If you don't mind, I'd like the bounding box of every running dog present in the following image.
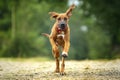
[42,4,75,75]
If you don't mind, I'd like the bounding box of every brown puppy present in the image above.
[42,4,75,75]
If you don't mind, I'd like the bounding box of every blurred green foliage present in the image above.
[0,0,120,59]
[82,0,120,59]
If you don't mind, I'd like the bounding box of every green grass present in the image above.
[0,57,52,62]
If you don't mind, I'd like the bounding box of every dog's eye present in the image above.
[58,18,61,20]
[64,17,67,21]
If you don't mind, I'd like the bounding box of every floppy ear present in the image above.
[49,12,59,19]
[66,4,75,18]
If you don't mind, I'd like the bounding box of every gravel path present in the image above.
[0,59,120,80]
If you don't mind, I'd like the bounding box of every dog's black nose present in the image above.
[60,23,66,30]
[61,24,65,27]
[61,24,65,29]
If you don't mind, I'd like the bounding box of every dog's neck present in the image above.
[56,26,66,38]
[56,26,67,34]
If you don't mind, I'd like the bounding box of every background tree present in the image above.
[0,0,120,59]
[82,0,120,58]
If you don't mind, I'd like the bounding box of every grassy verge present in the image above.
[0,57,52,62]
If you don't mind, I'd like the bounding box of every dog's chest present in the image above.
[56,27,65,39]
[57,31,65,39]
[55,31,65,46]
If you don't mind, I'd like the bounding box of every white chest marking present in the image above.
[57,31,65,39]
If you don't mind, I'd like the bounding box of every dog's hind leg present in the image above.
[60,57,66,75]
[52,49,60,73]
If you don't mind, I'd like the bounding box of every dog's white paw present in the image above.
[62,52,68,58]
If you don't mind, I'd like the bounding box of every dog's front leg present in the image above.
[49,36,58,53]
[62,33,70,58]
[62,41,70,56]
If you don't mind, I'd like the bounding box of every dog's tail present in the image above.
[41,33,50,38]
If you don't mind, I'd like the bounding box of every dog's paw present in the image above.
[60,72,66,75]
[62,52,68,58]
[54,69,60,73]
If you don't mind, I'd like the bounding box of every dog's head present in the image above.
[49,4,75,30]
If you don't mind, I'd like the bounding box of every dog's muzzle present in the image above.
[58,22,67,30]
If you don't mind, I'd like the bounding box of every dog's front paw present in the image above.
[62,52,68,58]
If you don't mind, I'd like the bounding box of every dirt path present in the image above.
[0,59,120,80]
